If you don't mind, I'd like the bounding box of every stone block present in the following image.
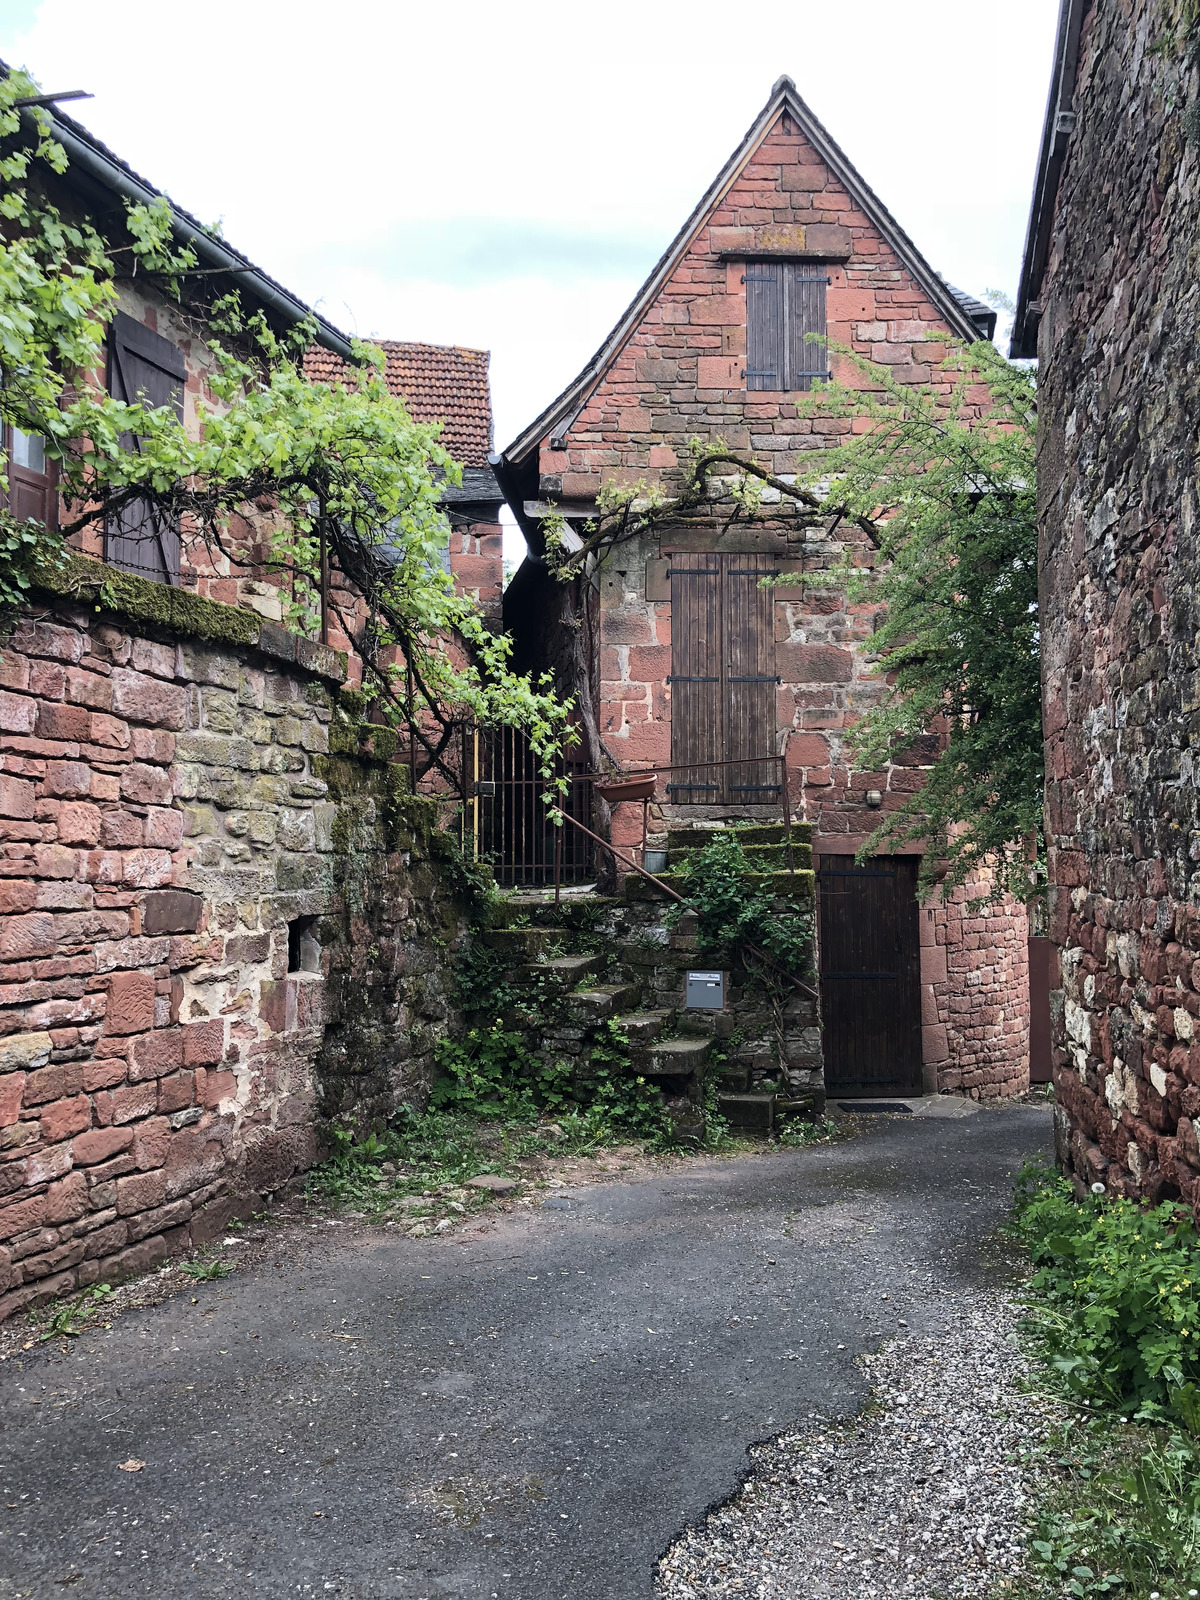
[39,1093,91,1144]
[182,1019,226,1066]
[73,1125,134,1165]
[120,763,174,806]
[115,1168,168,1216]
[43,761,91,797]
[0,691,36,734]
[104,972,156,1036]
[111,668,187,730]
[142,888,203,935]
[120,849,173,889]
[36,702,89,742]
[129,1029,184,1083]
[0,773,35,819]
[56,801,103,846]
[44,1170,88,1224]
[0,912,56,961]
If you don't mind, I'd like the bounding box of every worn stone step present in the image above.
[524,953,604,989]
[665,841,813,873]
[616,1010,672,1045]
[565,983,640,1020]
[665,822,813,852]
[482,926,558,958]
[717,1092,775,1132]
[626,867,815,903]
[634,1035,711,1077]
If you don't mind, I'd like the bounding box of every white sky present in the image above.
[3,0,1059,564]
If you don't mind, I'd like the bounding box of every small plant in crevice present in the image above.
[181,1258,232,1282]
[34,1283,114,1340]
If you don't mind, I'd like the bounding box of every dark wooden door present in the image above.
[668,552,778,803]
[818,854,923,1096]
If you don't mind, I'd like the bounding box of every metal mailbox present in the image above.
[685,970,726,1010]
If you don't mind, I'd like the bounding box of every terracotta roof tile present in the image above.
[303,340,493,467]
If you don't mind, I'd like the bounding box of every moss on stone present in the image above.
[42,554,262,647]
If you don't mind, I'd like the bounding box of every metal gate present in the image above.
[470,725,594,888]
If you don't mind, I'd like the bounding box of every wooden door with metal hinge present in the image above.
[668,552,779,803]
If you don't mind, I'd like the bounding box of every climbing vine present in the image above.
[0,67,571,782]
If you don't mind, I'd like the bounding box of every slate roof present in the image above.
[304,341,494,468]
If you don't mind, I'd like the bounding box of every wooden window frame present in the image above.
[1,423,58,529]
[744,259,831,393]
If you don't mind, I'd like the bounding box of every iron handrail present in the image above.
[580,752,795,874]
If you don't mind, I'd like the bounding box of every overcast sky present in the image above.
[4,0,1058,559]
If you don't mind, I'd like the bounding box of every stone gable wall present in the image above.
[526,109,1029,1100]
[1035,0,1200,1206]
[0,588,469,1319]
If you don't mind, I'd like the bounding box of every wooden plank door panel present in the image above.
[669,554,723,802]
[818,854,923,1095]
[722,553,778,803]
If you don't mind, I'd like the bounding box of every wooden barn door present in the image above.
[668,553,778,803]
[818,854,923,1096]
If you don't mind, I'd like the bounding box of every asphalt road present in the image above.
[0,1105,1050,1600]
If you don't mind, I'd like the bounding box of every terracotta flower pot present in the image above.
[594,774,657,804]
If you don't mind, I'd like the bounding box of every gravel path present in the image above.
[656,1292,1062,1599]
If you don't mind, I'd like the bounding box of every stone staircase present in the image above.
[474,821,821,1139]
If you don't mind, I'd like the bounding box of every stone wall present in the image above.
[1034,0,1200,1203]
[0,576,470,1318]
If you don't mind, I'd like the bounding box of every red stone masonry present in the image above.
[508,83,1029,1099]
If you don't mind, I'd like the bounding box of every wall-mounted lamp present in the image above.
[866,789,883,809]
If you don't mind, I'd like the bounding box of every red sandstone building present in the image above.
[494,76,1031,1102]
[0,93,502,1317]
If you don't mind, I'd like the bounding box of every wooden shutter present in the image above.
[745,261,829,391]
[1,426,57,528]
[745,262,783,391]
[668,553,723,800]
[105,312,186,584]
[669,553,778,804]
[786,265,829,392]
[723,553,778,802]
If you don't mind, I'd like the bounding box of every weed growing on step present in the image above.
[670,830,813,973]
[775,1115,841,1148]
[1004,1159,1200,1597]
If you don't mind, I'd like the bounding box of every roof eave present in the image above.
[7,72,355,362]
[1010,0,1087,359]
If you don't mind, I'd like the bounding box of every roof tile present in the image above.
[304,341,493,467]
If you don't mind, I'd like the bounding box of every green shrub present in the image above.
[1011,1161,1200,1426]
[432,1024,571,1119]
[671,830,813,973]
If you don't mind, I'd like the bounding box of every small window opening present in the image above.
[287,916,321,974]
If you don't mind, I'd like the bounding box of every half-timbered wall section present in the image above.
[499,76,1030,1100]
